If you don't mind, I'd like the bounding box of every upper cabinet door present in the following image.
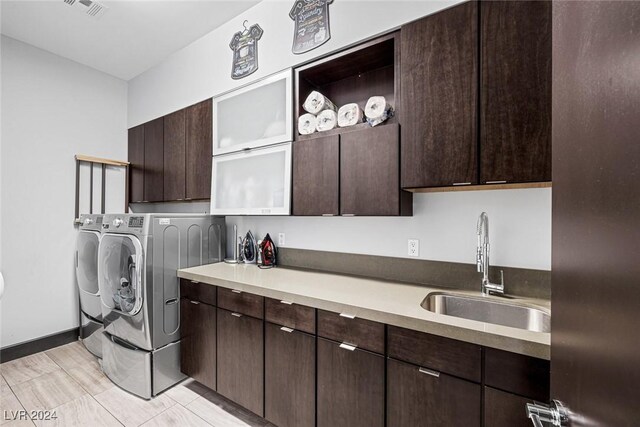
[211,142,292,215]
[143,117,164,202]
[163,109,186,201]
[213,69,292,156]
[292,135,340,216]
[400,2,478,189]
[186,99,213,200]
[128,125,145,203]
[480,0,552,184]
[341,124,405,216]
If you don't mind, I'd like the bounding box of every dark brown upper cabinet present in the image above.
[128,98,213,204]
[341,124,411,216]
[480,0,552,184]
[163,109,186,201]
[143,117,164,202]
[292,135,340,216]
[400,1,478,189]
[295,33,399,141]
[186,99,212,200]
[128,125,145,203]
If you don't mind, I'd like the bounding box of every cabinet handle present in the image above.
[231,312,243,317]
[190,300,200,305]
[231,289,242,294]
[342,214,356,217]
[339,313,356,319]
[486,180,507,184]
[190,280,199,284]
[452,182,471,186]
[280,300,293,305]
[339,342,357,351]
[280,326,294,333]
[418,367,440,378]
[322,214,335,217]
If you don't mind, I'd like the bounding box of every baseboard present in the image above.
[0,328,79,363]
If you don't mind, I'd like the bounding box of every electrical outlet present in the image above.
[278,233,285,246]
[408,239,419,257]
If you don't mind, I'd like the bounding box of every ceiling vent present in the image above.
[63,0,108,20]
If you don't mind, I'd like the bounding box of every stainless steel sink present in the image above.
[421,292,550,333]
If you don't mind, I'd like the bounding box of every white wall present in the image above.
[128,0,552,271]
[0,36,128,347]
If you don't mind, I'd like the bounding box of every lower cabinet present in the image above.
[317,337,385,427]
[179,298,216,391]
[216,308,264,416]
[484,386,534,427]
[264,322,315,427]
[387,358,481,427]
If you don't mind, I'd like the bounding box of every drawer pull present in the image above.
[339,313,356,319]
[342,214,356,217]
[190,280,199,284]
[231,289,242,294]
[339,342,357,351]
[190,300,200,305]
[280,326,294,333]
[452,182,471,186]
[280,300,293,305]
[322,214,335,217]
[486,180,507,184]
[418,367,440,378]
[231,312,243,318]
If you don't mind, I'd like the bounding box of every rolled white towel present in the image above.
[298,113,317,135]
[337,103,363,127]
[364,96,394,127]
[303,91,337,115]
[316,110,338,132]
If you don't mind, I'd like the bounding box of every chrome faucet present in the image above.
[476,212,504,295]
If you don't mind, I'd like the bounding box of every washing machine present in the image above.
[75,214,104,358]
[98,213,225,398]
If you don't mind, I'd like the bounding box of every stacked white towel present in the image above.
[298,113,318,135]
[303,91,337,115]
[337,103,363,127]
[364,96,393,127]
[316,110,338,132]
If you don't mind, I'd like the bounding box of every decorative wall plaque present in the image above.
[289,0,333,55]
[230,21,264,80]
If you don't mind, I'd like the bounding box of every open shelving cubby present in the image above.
[294,32,399,141]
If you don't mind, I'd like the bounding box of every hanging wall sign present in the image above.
[230,21,264,80]
[289,0,333,55]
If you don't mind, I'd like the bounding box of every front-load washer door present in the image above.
[99,234,144,316]
[98,233,151,349]
[76,230,102,320]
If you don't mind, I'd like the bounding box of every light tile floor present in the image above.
[0,341,273,427]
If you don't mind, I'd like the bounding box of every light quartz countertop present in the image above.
[178,262,551,360]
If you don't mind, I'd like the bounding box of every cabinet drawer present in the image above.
[217,288,264,319]
[387,325,482,382]
[484,347,550,401]
[180,279,216,306]
[317,310,384,354]
[265,298,315,334]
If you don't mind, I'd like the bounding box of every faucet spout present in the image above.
[476,212,504,295]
